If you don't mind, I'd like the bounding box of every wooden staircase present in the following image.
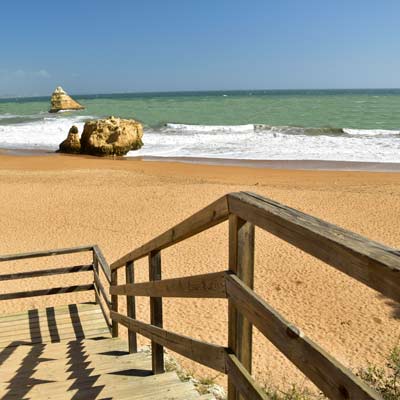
[1,192,399,399]
[0,303,212,399]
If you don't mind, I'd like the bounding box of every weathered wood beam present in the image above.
[0,264,93,281]
[110,311,227,373]
[111,269,119,338]
[228,192,400,303]
[110,271,227,298]
[0,284,94,301]
[0,245,94,262]
[149,250,164,374]
[225,274,382,400]
[228,215,255,400]
[93,245,111,283]
[126,260,137,353]
[111,195,229,270]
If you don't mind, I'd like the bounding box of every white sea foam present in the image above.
[130,123,400,162]
[0,116,399,162]
[0,115,94,149]
[165,123,255,133]
[343,128,400,136]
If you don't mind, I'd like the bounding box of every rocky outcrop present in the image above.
[80,116,143,156]
[58,116,143,157]
[58,125,81,154]
[49,86,85,113]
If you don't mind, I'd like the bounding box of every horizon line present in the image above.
[1,87,400,101]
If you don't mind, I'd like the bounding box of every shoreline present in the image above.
[1,147,400,172]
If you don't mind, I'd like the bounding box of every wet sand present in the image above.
[0,152,399,392]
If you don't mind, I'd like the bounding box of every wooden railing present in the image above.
[0,244,112,331]
[109,192,400,400]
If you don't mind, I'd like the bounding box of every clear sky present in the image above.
[1,0,399,96]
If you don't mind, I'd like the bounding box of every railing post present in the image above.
[93,249,99,304]
[111,268,119,337]
[228,215,255,400]
[125,260,137,353]
[149,250,164,374]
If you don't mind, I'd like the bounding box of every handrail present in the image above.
[93,245,111,283]
[229,192,400,303]
[0,264,93,281]
[110,271,227,298]
[225,273,378,399]
[0,244,94,262]
[0,284,94,301]
[111,195,229,270]
[109,191,398,400]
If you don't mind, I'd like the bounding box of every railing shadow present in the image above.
[1,302,152,399]
[46,306,60,343]
[1,309,52,399]
[0,305,108,399]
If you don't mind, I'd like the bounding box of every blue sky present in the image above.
[1,0,399,96]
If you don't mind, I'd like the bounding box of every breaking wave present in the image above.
[0,114,399,162]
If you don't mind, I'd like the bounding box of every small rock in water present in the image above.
[49,86,85,113]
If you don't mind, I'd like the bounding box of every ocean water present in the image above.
[0,89,399,162]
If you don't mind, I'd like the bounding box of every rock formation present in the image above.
[58,125,81,154]
[49,86,85,113]
[58,116,143,157]
[80,116,143,156]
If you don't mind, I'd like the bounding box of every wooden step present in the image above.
[0,352,150,381]
[0,338,129,370]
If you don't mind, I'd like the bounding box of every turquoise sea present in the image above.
[0,89,399,162]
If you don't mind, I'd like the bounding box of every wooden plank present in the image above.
[0,305,101,324]
[0,284,94,301]
[225,273,382,400]
[0,319,107,340]
[149,250,164,374]
[111,195,229,270]
[111,271,227,298]
[226,353,268,400]
[228,191,400,303]
[0,337,125,355]
[93,245,111,283]
[111,311,226,373]
[0,311,104,333]
[111,269,119,338]
[0,364,154,396]
[93,268,111,308]
[0,264,93,282]
[126,260,138,353]
[0,364,151,395]
[0,244,94,262]
[0,351,149,374]
[228,215,255,400]
[0,327,110,347]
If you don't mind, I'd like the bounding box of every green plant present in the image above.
[263,384,325,400]
[358,346,400,400]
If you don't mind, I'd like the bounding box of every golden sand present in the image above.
[0,153,399,391]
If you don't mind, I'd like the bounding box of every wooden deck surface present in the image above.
[0,303,213,399]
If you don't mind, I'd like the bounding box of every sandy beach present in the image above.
[0,152,399,393]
